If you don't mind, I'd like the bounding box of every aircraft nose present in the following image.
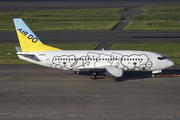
[167,59,175,68]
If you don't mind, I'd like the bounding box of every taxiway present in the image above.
[0,65,180,120]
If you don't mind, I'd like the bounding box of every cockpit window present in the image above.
[158,56,166,60]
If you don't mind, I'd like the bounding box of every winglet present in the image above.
[13,18,61,52]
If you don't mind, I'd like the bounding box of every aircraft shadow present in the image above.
[74,69,180,81]
[116,69,180,82]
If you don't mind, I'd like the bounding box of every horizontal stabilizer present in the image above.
[15,47,22,52]
[16,52,40,61]
[16,53,35,56]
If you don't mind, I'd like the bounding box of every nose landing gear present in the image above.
[152,70,162,77]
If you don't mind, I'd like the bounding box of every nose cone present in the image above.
[167,59,175,68]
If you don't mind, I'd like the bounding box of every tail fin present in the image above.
[13,18,61,52]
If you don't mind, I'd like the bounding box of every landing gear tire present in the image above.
[91,75,96,79]
[91,72,97,79]
[152,74,155,78]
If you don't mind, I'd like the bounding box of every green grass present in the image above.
[0,8,126,31]
[1,20,119,31]
[0,44,18,59]
[9,8,125,21]
[124,21,180,30]
[29,21,119,31]
[138,6,180,12]
[0,59,34,65]
[133,13,180,21]
[124,6,180,30]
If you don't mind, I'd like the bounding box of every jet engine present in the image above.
[105,67,123,78]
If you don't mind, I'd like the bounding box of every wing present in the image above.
[73,67,124,78]
[73,67,106,72]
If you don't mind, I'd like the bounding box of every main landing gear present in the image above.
[91,72,97,79]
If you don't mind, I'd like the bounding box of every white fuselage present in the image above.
[17,50,174,72]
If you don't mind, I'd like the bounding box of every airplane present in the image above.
[13,18,174,79]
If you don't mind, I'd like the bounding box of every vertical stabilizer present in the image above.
[13,18,61,52]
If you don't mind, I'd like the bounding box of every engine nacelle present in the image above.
[105,67,123,78]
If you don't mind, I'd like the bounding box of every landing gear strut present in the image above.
[91,72,97,79]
